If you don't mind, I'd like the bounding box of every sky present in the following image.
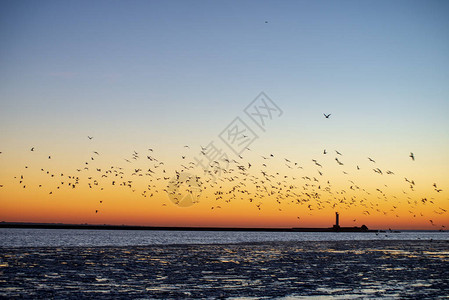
[1,0,448,230]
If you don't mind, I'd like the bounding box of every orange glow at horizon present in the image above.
[1,143,448,231]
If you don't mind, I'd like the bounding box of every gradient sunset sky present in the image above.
[1,0,448,230]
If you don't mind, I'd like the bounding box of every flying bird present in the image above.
[323,113,331,118]
[88,136,93,140]
[335,158,343,165]
[409,152,415,161]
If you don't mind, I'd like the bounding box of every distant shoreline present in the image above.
[1,222,385,232]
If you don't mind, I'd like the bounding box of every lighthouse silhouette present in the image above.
[333,212,340,230]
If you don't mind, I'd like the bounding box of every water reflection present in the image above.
[1,228,449,247]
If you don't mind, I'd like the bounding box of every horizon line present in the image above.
[1,221,444,232]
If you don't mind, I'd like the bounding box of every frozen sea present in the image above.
[1,229,448,299]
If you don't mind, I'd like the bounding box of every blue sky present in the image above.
[1,0,448,162]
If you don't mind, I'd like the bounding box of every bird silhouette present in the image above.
[409,152,415,161]
[88,136,93,140]
[335,158,343,165]
[323,113,331,118]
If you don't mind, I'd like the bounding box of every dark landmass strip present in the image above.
[0,240,448,299]
[0,222,381,232]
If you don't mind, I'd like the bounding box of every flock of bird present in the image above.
[0,113,447,229]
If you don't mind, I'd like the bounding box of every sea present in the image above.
[1,228,448,247]
[1,229,449,298]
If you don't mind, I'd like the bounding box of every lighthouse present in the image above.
[333,212,340,230]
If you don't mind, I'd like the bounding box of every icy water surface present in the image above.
[1,228,449,247]
[1,240,448,299]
